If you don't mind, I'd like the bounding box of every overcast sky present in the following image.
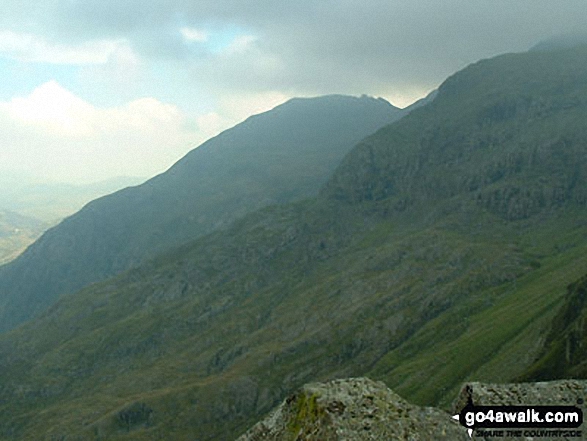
[0,0,585,185]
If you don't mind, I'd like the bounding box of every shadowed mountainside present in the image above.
[0,94,404,332]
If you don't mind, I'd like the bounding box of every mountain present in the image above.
[0,210,47,265]
[0,94,403,332]
[1,46,587,440]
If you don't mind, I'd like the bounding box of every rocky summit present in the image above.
[237,377,469,440]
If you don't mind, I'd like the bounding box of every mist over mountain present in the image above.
[0,94,404,332]
[530,34,587,52]
[0,175,145,223]
[1,46,586,440]
[0,210,46,265]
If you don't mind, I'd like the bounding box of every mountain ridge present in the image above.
[0,94,404,332]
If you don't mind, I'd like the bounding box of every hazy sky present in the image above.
[0,0,585,184]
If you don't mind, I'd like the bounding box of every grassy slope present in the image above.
[1,47,587,439]
[1,204,584,440]
[369,210,587,407]
[517,270,587,381]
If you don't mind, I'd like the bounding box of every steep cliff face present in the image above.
[238,378,468,440]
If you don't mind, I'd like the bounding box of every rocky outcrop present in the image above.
[453,380,587,441]
[239,378,587,441]
[453,380,587,411]
[237,377,468,440]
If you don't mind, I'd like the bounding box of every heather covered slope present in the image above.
[0,94,402,332]
[1,47,587,440]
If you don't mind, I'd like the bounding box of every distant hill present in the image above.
[1,46,586,440]
[0,95,404,332]
[0,210,46,265]
[0,176,145,223]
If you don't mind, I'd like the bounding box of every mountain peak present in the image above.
[247,94,399,122]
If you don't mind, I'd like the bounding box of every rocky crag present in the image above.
[239,378,587,441]
[454,380,587,441]
[454,379,587,411]
[237,377,469,440]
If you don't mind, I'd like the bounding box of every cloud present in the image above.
[2,0,586,107]
[23,0,584,101]
[0,81,202,183]
[0,0,586,185]
[0,30,130,65]
[1,81,95,136]
[185,0,587,105]
[180,27,208,43]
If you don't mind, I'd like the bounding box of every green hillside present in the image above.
[0,95,402,332]
[1,46,586,440]
[518,272,587,381]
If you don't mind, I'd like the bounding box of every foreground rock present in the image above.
[453,380,587,441]
[237,377,468,440]
[454,380,587,410]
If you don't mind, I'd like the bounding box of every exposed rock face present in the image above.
[237,377,468,440]
[454,380,587,411]
[453,380,587,441]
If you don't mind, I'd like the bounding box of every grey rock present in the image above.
[237,377,468,440]
[453,380,587,441]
